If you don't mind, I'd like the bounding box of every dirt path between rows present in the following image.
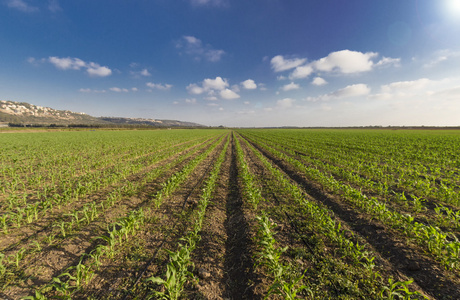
[191,135,260,300]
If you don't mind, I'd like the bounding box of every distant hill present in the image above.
[0,100,204,127]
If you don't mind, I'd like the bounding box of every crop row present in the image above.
[239,131,460,271]
[235,133,424,299]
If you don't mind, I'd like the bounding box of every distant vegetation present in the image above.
[0,100,204,128]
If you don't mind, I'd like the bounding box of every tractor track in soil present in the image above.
[189,134,260,300]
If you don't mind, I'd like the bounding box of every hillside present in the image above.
[0,100,204,127]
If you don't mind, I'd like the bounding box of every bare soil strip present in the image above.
[241,134,460,300]
[188,135,259,300]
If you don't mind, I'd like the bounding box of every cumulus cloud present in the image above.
[203,77,228,90]
[6,0,38,12]
[277,98,296,108]
[87,64,112,77]
[176,36,225,62]
[146,82,173,91]
[306,83,370,102]
[273,50,400,80]
[281,82,300,91]
[130,68,152,77]
[289,65,313,80]
[271,55,307,72]
[312,50,378,74]
[48,56,112,77]
[241,79,257,90]
[187,76,240,99]
[220,88,240,100]
[311,77,327,86]
[185,98,197,104]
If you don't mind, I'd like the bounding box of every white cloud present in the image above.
[244,101,250,105]
[176,36,225,62]
[290,65,314,79]
[48,56,112,77]
[271,55,307,72]
[190,0,226,6]
[87,64,112,77]
[146,82,173,91]
[432,86,460,100]
[241,79,257,90]
[140,69,151,76]
[185,98,197,104]
[306,83,370,102]
[205,96,218,101]
[79,88,106,93]
[368,93,392,101]
[311,77,327,86]
[277,98,295,108]
[188,76,240,99]
[110,87,129,93]
[203,77,228,90]
[376,57,401,67]
[131,87,138,92]
[186,83,205,95]
[275,50,399,80]
[281,82,300,91]
[6,0,38,12]
[312,50,378,74]
[49,57,85,70]
[220,88,240,100]
[331,83,370,98]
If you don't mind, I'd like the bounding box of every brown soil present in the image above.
[189,135,260,300]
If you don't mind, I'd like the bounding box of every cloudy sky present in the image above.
[2,0,460,127]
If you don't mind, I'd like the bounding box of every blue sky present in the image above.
[2,0,460,127]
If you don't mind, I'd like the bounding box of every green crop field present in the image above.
[1,129,459,299]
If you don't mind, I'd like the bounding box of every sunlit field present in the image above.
[1,129,459,299]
